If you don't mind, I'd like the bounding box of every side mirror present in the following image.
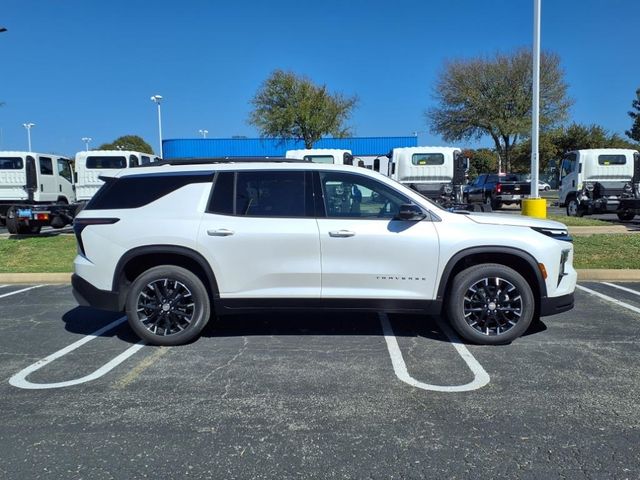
[394,204,426,221]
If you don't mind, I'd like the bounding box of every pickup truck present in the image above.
[463,173,531,210]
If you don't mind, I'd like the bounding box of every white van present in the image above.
[74,150,160,201]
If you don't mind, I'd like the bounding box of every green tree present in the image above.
[464,148,498,179]
[99,135,154,154]
[249,70,358,148]
[626,88,640,142]
[426,48,572,172]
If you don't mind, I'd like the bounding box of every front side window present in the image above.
[57,159,73,183]
[140,156,151,165]
[320,171,410,219]
[598,154,626,165]
[0,157,24,170]
[129,155,139,168]
[86,156,127,169]
[560,155,577,178]
[39,157,53,175]
[412,153,445,166]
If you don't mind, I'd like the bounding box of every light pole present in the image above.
[198,129,208,138]
[150,95,163,158]
[23,123,35,151]
[82,137,92,151]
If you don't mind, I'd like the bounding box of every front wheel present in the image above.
[446,264,535,345]
[126,265,211,346]
[566,197,584,217]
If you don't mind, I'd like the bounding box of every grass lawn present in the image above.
[0,231,639,273]
[545,214,611,227]
[0,234,77,273]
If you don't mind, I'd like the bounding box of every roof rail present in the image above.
[154,157,310,166]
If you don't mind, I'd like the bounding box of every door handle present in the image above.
[207,228,234,237]
[329,230,355,238]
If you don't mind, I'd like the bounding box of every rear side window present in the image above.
[412,153,444,165]
[86,172,214,210]
[207,170,312,217]
[0,157,23,169]
[39,157,53,175]
[304,155,334,164]
[598,154,626,165]
[86,156,127,169]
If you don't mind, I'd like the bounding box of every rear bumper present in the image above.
[540,292,574,317]
[72,274,123,311]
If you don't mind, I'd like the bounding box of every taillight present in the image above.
[496,183,502,193]
[73,218,119,255]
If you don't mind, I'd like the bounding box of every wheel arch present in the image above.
[112,245,220,310]
[437,246,547,310]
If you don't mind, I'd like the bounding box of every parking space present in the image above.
[1,284,639,479]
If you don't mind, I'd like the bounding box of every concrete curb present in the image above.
[1,271,640,285]
[568,225,637,236]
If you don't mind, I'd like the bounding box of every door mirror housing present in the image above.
[395,204,426,221]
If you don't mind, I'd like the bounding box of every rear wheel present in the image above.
[617,211,636,222]
[126,265,211,346]
[446,263,535,345]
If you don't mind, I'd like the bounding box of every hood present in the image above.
[462,212,568,230]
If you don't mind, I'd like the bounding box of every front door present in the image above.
[36,156,57,202]
[197,170,321,299]
[315,171,440,301]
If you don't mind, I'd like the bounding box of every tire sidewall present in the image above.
[126,265,211,346]
[446,263,535,345]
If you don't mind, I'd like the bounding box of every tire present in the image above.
[492,200,503,210]
[125,265,211,346]
[19,224,41,234]
[617,211,636,222]
[566,197,584,217]
[6,217,18,234]
[446,263,535,345]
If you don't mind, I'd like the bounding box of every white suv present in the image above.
[72,160,576,346]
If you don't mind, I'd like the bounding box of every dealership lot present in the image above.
[1,283,639,479]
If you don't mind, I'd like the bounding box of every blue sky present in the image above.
[1,0,639,156]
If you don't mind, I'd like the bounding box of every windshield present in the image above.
[85,156,127,169]
[0,157,24,170]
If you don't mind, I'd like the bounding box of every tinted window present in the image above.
[487,175,499,183]
[236,171,308,217]
[598,154,626,165]
[39,157,53,175]
[86,156,127,169]
[0,157,24,169]
[412,153,445,166]
[320,171,410,219]
[129,155,139,168]
[208,172,234,215]
[140,156,151,165]
[57,159,73,183]
[86,172,214,210]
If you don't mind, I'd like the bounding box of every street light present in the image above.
[23,123,35,151]
[81,137,92,151]
[150,94,163,158]
[198,129,208,138]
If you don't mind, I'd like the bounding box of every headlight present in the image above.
[531,227,572,242]
[585,182,595,192]
[624,182,632,192]
[443,184,453,194]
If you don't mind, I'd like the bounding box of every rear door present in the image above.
[197,170,321,299]
[315,170,440,301]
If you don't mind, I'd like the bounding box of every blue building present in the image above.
[162,136,417,159]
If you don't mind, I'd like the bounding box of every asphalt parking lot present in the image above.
[1,283,639,479]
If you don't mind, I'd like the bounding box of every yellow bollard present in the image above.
[521,198,547,219]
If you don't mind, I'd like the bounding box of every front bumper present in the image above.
[539,292,574,317]
[72,274,123,312]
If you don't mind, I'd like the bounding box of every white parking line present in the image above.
[576,284,640,315]
[0,284,8,289]
[9,316,146,390]
[601,282,640,298]
[0,285,43,299]
[380,313,490,392]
